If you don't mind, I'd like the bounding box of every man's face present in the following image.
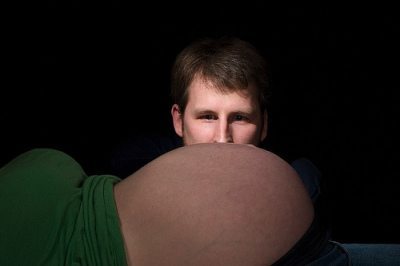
[171,77,267,146]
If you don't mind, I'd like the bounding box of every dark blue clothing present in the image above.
[342,244,400,266]
[110,134,182,178]
[291,157,321,203]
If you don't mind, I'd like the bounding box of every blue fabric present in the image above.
[291,157,322,203]
[307,241,351,266]
[272,215,350,265]
[342,243,400,266]
[110,134,182,178]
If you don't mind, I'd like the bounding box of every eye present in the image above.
[200,114,216,120]
[234,114,248,121]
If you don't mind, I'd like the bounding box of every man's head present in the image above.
[170,37,270,146]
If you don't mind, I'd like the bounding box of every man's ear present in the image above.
[261,110,268,141]
[171,104,184,137]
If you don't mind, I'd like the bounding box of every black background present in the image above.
[2,6,399,244]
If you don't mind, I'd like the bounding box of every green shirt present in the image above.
[0,149,127,265]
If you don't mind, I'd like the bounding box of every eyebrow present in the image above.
[192,108,257,117]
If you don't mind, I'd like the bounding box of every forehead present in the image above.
[184,77,262,117]
[187,76,258,103]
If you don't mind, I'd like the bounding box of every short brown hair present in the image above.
[170,36,270,113]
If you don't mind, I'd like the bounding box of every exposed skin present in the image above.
[171,76,268,146]
[114,143,314,266]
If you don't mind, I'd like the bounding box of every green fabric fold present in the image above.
[0,149,127,266]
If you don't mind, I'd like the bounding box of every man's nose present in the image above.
[214,120,233,143]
